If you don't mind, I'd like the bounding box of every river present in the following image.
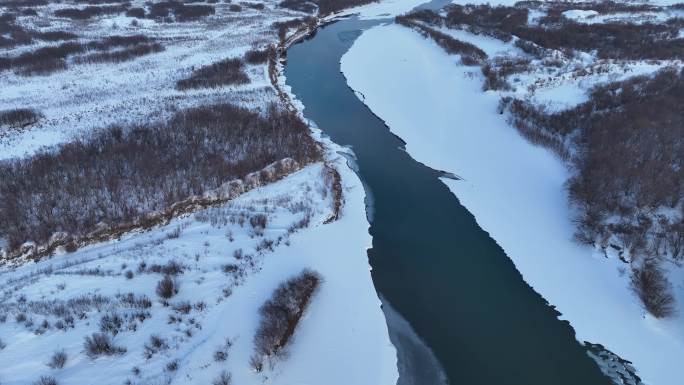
[283,6,616,385]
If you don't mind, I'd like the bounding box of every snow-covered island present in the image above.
[342,1,683,385]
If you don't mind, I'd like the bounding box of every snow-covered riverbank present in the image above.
[341,23,683,385]
[0,155,397,385]
[0,0,401,382]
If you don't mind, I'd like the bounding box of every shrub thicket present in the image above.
[631,261,675,318]
[176,58,249,89]
[33,376,58,385]
[278,0,376,15]
[84,333,126,358]
[506,68,683,266]
[0,103,320,252]
[54,5,128,20]
[244,48,270,64]
[253,269,321,361]
[0,108,41,128]
[47,350,67,369]
[156,276,179,299]
[396,16,487,63]
[0,35,161,75]
[147,1,214,21]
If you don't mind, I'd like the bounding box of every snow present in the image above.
[562,9,599,20]
[435,26,519,57]
[337,0,429,20]
[341,23,684,385]
[562,8,684,25]
[0,159,397,385]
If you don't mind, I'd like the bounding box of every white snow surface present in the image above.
[0,159,397,385]
[338,0,427,20]
[341,23,684,385]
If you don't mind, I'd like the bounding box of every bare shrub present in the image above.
[0,0,48,6]
[33,376,58,385]
[0,108,41,128]
[73,43,164,64]
[249,354,263,372]
[0,42,82,75]
[54,5,127,20]
[395,17,487,62]
[125,270,134,279]
[0,35,159,75]
[174,4,214,20]
[99,312,123,335]
[631,261,675,318]
[15,312,27,323]
[279,0,316,13]
[148,260,185,275]
[213,371,232,385]
[38,31,78,42]
[0,11,75,49]
[244,48,270,64]
[249,214,267,230]
[242,2,264,10]
[233,248,243,259]
[272,17,316,42]
[165,360,179,372]
[322,164,342,222]
[166,226,182,239]
[253,269,321,359]
[83,332,126,358]
[156,276,179,299]
[213,338,232,362]
[0,337,6,350]
[514,20,684,60]
[176,58,249,90]
[47,350,67,369]
[278,0,374,14]
[118,293,152,309]
[143,334,168,359]
[173,301,191,314]
[126,7,145,18]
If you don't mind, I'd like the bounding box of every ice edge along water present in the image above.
[340,22,684,385]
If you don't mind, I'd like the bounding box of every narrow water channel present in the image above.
[284,11,615,385]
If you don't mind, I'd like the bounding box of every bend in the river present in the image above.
[284,6,616,385]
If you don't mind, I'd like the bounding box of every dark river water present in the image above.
[283,7,616,385]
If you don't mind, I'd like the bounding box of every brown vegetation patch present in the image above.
[252,269,321,368]
[176,58,249,89]
[0,104,320,259]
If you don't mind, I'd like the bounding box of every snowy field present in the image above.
[0,0,406,384]
[0,0,299,159]
[341,21,684,385]
[0,157,397,385]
